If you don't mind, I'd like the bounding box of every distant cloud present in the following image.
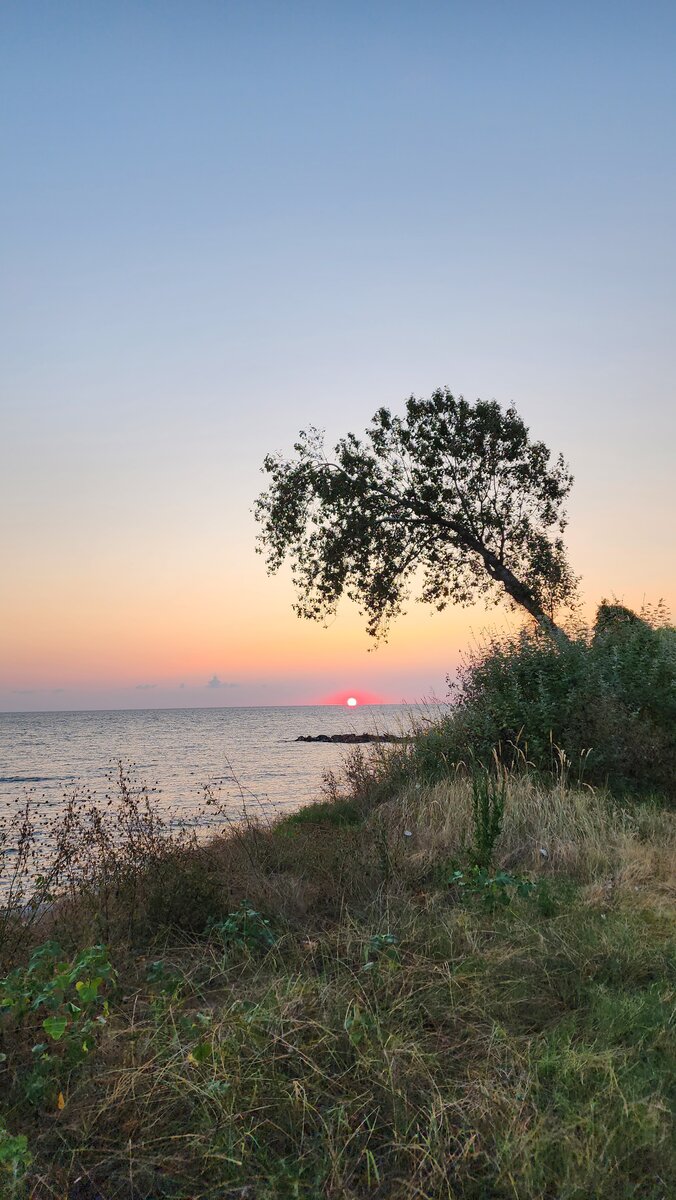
[135,683,157,690]
[207,675,238,689]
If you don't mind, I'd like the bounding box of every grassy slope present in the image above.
[1,776,674,1200]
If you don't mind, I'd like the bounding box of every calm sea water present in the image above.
[0,706,421,831]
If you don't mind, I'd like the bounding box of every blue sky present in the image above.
[1,1,675,709]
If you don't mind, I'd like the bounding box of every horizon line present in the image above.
[0,701,429,717]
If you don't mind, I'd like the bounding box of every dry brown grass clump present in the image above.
[372,774,676,893]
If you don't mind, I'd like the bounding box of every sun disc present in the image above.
[346,696,358,707]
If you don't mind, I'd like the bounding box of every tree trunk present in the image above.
[323,462,572,644]
[405,502,570,644]
[480,554,570,644]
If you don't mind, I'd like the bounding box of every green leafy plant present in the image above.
[471,770,506,869]
[178,1010,216,1067]
[0,942,115,1106]
[343,999,376,1049]
[362,932,399,972]
[448,865,536,911]
[0,1121,30,1198]
[206,902,276,954]
[145,958,184,996]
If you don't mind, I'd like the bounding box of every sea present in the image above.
[0,705,429,837]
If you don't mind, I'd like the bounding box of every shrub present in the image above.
[206,902,277,955]
[0,941,116,1108]
[404,603,676,798]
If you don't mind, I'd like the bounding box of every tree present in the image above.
[255,389,577,641]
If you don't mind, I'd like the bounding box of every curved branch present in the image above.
[314,459,567,640]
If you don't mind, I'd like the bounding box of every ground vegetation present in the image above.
[1,741,673,1197]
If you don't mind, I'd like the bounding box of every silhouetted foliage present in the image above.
[403,602,676,798]
[256,389,577,639]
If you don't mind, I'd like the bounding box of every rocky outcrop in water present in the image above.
[295,732,408,744]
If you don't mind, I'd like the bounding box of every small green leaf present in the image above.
[42,1016,68,1041]
[190,1040,213,1064]
[75,976,103,1003]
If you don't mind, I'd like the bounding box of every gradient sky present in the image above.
[1,1,675,711]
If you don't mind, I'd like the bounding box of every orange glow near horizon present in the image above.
[317,688,389,706]
[5,571,675,702]
[2,526,675,706]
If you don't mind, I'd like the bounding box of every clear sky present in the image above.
[1,1,675,711]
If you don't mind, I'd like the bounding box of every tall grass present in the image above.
[1,759,674,1198]
[0,764,279,965]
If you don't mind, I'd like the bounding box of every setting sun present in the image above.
[346,697,358,707]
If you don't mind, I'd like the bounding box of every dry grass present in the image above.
[373,774,676,889]
[1,772,674,1199]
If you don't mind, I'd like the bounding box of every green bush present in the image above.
[206,902,277,955]
[0,1121,30,1198]
[406,603,676,798]
[277,796,363,830]
[0,942,116,1108]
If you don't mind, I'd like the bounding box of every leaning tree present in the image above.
[255,389,577,641]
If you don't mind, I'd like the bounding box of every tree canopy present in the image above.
[255,389,577,640]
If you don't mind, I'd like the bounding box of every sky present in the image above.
[1,1,675,711]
